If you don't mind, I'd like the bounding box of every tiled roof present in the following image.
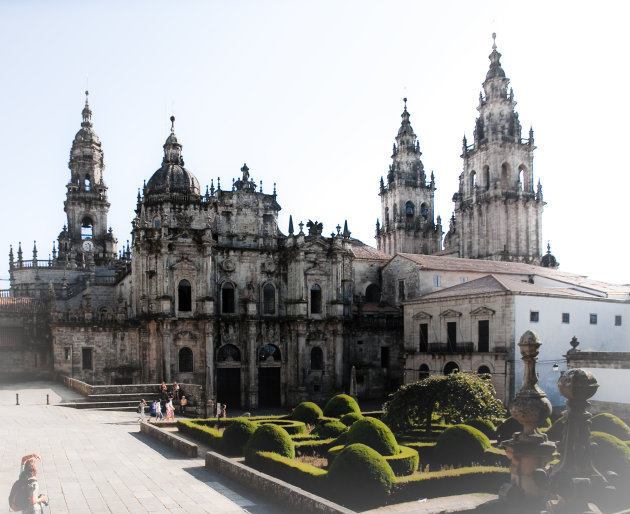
[349,240,392,261]
[0,297,46,314]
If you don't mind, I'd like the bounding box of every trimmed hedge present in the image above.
[247,451,326,494]
[295,437,337,457]
[495,416,551,441]
[384,446,419,476]
[340,412,363,427]
[244,424,295,461]
[177,419,222,450]
[590,431,630,475]
[313,420,348,439]
[435,424,490,465]
[463,418,496,439]
[292,402,323,425]
[346,417,399,456]
[393,467,510,502]
[222,418,259,455]
[260,419,306,435]
[327,443,395,508]
[591,413,630,441]
[323,394,361,418]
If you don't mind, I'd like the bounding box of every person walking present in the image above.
[149,400,157,422]
[222,403,227,419]
[165,397,175,421]
[179,395,187,415]
[10,454,48,513]
[216,402,222,419]
[137,399,147,423]
[155,399,163,421]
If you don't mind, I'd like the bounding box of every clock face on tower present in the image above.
[82,239,94,252]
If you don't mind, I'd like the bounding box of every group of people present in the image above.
[137,381,188,423]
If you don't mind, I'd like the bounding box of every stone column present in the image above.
[204,324,214,418]
[501,330,556,508]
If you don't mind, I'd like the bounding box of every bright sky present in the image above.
[2,1,629,285]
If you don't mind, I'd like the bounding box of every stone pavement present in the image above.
[0,381,292,513]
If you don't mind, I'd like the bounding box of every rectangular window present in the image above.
[615,315,622,326]
[447,322,457,351]
[478,320,489,352]
[419,323,428,352]
[590,313,597,325]
[434,275,441,287]
[530,311,539,323]
[64,347,71,361]
[82,348,93,370]
[380,347,390,368]
[561,313,570,324]
[398,280,405,301]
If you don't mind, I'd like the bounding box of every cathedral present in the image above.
[1,36,555,409]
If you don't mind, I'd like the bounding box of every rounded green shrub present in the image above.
[244,424,295,460]
[495,416,551,441]
[463,417,496,439]
[590,431,630,475]
[292,402,323,425]
[326,443,394,508]
[436,424,491,464]
[222,418,259,455]
[591,413,630,441]
[313,420,348,439]
[323,394,361,418]
[346,417,399,456]
[340,412,363,427]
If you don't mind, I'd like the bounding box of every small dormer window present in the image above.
[405,201,415,217]
[420,203,428,219]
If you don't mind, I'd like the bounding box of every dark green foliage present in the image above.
[463,418,496,439]
[495,416,551,442]
[384,446,419,476]
[340,412,363,426]
[259,419,306,435]
[247,451,326,494]
[347,417,399,456]
[435,424,490,465]
[221,418,258,455]
[244,424,295,461]
[590,431,630,475]
[384,373,504,432]
[545,415,566,442]
[313,420,348,439]
[292,402,323,425]
[591,413,630,441]
[323,394,361,418]
[294,438,337,457]
[326,443,395,508]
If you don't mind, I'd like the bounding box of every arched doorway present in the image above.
[216,344,241,409]
[443,361,459,375]
[258,344,281,408]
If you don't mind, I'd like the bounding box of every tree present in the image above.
[383,373,505,432]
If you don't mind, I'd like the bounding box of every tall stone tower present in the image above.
[444,35,544,264]
[376,99,442,256]
[57,92,117,265]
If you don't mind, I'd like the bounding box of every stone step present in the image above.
[87,393,158,402]
[60,400,138,410]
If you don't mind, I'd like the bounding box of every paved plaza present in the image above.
[0,381,291,513]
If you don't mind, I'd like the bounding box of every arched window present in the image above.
[393,204,398,219]
[310,347,323,370]
[483,165,490,190]
[217,344,241,362]
[178,280,192,312]
[222,283,235,313]
[84,176,91,191]
[420,203,428,219]
[385,207,389,225]
[518,169,523,189]
[153,217,161,228]
[477,365,491,375]
[419,363,429,380]
[179,347,193,372]
[81,217,93,239]
[443,362,459,375]
[263,284,275,314]
[258,344,281,362]
[405,201,415,217]
[310,284,322,314]
[365,284,380,303]
[471,171,477,190]
[501,162,509,187]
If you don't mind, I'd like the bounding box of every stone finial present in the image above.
[288,215,294,235]
[569,336,579,351]
[342,220,351,238]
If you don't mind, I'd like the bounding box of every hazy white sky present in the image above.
[1,1,629,285]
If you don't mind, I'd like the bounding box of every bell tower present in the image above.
[376,99,442,256]
[444,35,544,263]
[57,91,117,265]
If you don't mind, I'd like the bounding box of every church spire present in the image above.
[163,116,184,166]
[81,90,92,128]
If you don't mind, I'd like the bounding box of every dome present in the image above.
[144,117,200,197]
[540,242,559,269]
